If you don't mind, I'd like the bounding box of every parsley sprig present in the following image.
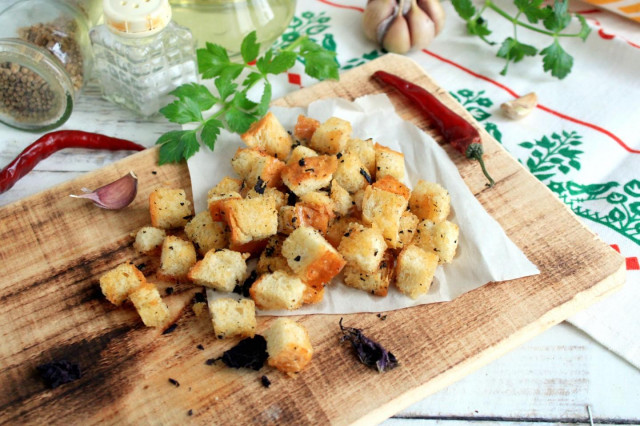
[451,0,590,79]
[156,32,339,164]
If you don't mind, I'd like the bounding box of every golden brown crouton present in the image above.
[302,283,325,305]
[208,297,256,339]
[264,318,313,374]
[372,175,411,201]
[133,226,166,254]
[278,205,300,235]
[374,143,405,181]
[188,248,249,291]
[281,155,338,196]
[184,211,229,255]
[409,180,451,223]
[207,177,243,221]
[129,282,169,327]
[257,235,293,275]
[231,147,285,188]
[395,245,439,299]
[330,180,352,217]
[309,117,352,154]
[149,188,193,229]
[246,187,287,211]
[287,145,318,166]
[413,219,460,264]
[282,226,346,288]
[342,252,394,297]
[223,196,278,246]
[398,211,419,249]
[99,262,146,306]
[294,191,335,235]
[361,185,408,249]
[333,150,369,193]
[338,223,387,273]
[345,138,376,177]
[325,216,362,248]
[159,236,197,279]
[249,271,306,310]
[241,111,292,160]
[293,114,320,145]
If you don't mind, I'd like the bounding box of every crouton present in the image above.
[294,191,335,234]
[282,226,346,288]
[330,180,352,217]
[223,196,278,246]
[361,185,408,248]
[208,297,256,339]
[257,235,293,275]
[241,111,292,160]
[249,271,306,310]
[187,249,249,292]
[207,177,244,221]
[374,143,405,181]
[278,205,299,235]
[303,283,325,305]
[99,262,146,306]
[398,211,419,249]
[395,245,439,299]
[333,150,369,193]
[184,211,229,255]
[342,252,394,297]
[409,180,451,223]
[325,216,362,248]
[264,318,313,374]
[133,226,166,254]
[293,114,320,145]
[338,223,387,273]
[129,282,169,327]
[287,145,318,166]
[352,187,367,214]
[372,175,410,201]
[345,138,376,177]
[246,187,287,211]
[231,147,285,188]
[209,176,243,195]
[281,155,338,196]
[159,236,197,279]
[309,117,351,155]
[149,188,193,229]
[413,220,460,264]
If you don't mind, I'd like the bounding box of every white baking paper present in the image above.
[187,94,539,315]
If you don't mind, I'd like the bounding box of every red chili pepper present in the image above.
[373,70,495,187]
[0,131,145,194]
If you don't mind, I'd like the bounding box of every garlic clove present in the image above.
[363,0,398,42]
[406,0,436,50]
[417,0,446,35]
[382,2,412,53]
[70,171,138,210]
[500,92,538,120]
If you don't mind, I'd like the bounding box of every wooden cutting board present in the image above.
[0,54,625,425]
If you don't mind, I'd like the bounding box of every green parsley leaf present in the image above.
[201,119,223,151]
[169,83,217,111]
[225,107,257,134]
[576,14,591,41]
[198,42,231,79]
[514,0,550,23]
[232,90,258,111]
[540,39,573,79]
[243,71,264,89]
[255,49,273,75]
[297,38,339,80]
[160,96,203,124]
[451,0,476,20]
[256,82,272,116]
[543,0,571,33]
[156,130,199,165]
[215,75,237,101]
[497,37,537,62]
[264,50,297,75]
[467,17,493,41]
[241,31,260,64]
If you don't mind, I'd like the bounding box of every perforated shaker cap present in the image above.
[103,0,172,37]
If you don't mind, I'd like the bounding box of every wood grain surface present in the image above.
[0,54,625,425]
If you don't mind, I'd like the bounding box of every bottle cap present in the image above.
[103,0,172,37]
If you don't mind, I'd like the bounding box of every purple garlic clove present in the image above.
[70,171,138,210]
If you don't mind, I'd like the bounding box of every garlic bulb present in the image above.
[363,0,445,54]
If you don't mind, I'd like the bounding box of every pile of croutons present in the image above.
[98,112,459,374]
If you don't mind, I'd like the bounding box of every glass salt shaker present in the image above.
[90,0,197,117]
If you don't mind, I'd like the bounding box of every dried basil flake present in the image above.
[162,323,178,335]
[339,319,398,373]
[261,375,271,388]
[233,270,257,298]
[218,336,268,371]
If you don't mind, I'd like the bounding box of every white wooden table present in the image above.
[1,81,639,425]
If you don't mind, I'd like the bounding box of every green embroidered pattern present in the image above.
[341,50,384,70]
[519,131,582,181]
[275,11,336,52]
[450,89,502,142]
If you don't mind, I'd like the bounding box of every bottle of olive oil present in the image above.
[168,0,296,55]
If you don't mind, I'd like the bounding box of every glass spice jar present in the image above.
[89,0,197,117]
[0,0,99,132]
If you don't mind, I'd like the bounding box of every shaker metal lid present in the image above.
[103,0,172,37]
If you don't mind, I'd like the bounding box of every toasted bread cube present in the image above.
[208,297,256,339]
[278,205,299,235]
[264,318,313,374]
[241,112,292,160]
[325,216,362,248]
[395,245,439,299]
[282,226,346,288]
[149,188,193,229]
[133,226,166,254]
[257,235,293,275]
[246,187,287,211]
[129,282,169,327]
[249,271,306,310]
[372,175,410,201]
[374,143,405,181]
[330,180,352,217]
[302,283,325,305]
[209,176,243,195]
[294,191,335,235]
[309,117,351,155]
[398,211,419,249]
[361,185,408,249]
[287,145,318,166]
[160,236,197,279]
[338,223,387,273]
[184,211,229,255]
[223,196,278,246]
[414,220,460,264]
[99,262,146,306]
[208,192,242,222]
[352,187,367,213]
[281,155,338,196]
[293,114,320,145]
[343,252,394,297]
[231,147,285,188]
[187,249,249,292]
[346,138,376,177]
[409,180,451,223]
[333,150,369,193]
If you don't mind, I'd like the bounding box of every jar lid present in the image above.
[103,0,172,37]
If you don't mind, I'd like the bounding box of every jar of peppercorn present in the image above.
[0,0,101,132]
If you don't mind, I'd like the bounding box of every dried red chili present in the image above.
[373,71,495,187]
[0,130,145,194]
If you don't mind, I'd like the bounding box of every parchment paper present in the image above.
[187,94,539,315]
